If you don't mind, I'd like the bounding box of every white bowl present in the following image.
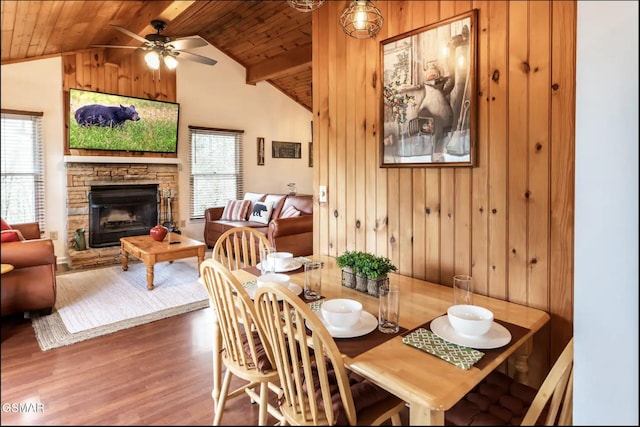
[256,273,290,288]
[447,304,494,337]
[321,299,363,330]
[266,251,294,271]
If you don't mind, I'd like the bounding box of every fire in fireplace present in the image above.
[88,184,159,247]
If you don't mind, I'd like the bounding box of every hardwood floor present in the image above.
[2,262,409,426]
[0,306,275,425]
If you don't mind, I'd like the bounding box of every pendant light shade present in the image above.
[163,54,178,70]
[339,0,384,39]
[287,0,325,13]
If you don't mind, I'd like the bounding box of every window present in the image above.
[189,126,244,220]
[1,110,45,232]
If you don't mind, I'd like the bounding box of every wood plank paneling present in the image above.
[314,0,576,385]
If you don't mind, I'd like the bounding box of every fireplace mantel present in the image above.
[64,155,180,165]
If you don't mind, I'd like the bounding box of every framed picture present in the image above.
[308,142,313,167]
[272,141,302,159]
[380,9,477,168]
[257,137,265,165]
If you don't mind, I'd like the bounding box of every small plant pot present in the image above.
[341,267,356,289]
[367,276,389,297]
[355,274,368,293]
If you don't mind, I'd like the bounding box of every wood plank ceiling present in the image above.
[0,0,313,111]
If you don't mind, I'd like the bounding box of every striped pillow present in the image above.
[280,205,301,218]
[221,199,251,221]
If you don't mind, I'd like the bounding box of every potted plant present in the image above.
[336,250,358,289]
[337,251,398,297]
[355,253,397,297]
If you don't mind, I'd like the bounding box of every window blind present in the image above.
[1,110,46,232]
[189,126,244,220]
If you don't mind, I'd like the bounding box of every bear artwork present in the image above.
[252,204,268,217]
[75,104,140,127]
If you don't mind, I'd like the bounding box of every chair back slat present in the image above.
[254,284,358,425]
[521,337,574,426]
[212,226,269,271]
[200,259,273,373]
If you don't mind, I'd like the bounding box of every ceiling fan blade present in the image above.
[170,37,208,50]
[175,51,218,66]
[92,45,140,50]
[110,24,150,45]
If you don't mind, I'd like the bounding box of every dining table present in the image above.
[217,254,550,426]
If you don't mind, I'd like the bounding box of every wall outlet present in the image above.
[319,185,327,203]
[50,231,58,240]
[180,220,186,228]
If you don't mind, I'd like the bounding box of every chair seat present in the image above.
[446,371,538,426]
[299,359,402,426]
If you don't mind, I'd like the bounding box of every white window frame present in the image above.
[1,109,46,232]
[189,126,244,220]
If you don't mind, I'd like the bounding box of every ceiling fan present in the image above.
[93,19,217,70]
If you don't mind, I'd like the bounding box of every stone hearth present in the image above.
[65,162,179,269]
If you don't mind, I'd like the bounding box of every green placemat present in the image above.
[402,328,484,370]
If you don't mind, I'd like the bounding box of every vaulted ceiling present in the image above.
[0,1,313,111]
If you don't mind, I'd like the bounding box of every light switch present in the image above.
[318,185,327,203]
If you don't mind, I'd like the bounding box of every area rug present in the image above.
[31,258,210,351]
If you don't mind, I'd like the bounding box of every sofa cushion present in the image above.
[281,205,301,218]
[1,229,24,243]
[248,201,273,225]
[265,194,287,219]
[1,218,11,231]
[221,199,251,221]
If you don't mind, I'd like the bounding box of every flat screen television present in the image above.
[68,88,180,154]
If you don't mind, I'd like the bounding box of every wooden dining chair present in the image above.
[445,337,574,426]
[212,226,271,271]
[253,283,406,426]
[199,258,283,426]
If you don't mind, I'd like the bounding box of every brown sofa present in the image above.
[1,222,57,316]
[204,193,313,256]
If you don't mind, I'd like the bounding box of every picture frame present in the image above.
[272,141,302,159]
[257,137,265,165]
[380,9,477,168]
[309,142,313,167]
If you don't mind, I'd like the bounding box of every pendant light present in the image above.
[339,0,384,39]
[287,0,325,13]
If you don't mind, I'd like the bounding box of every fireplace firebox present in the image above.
[88,184,158,247]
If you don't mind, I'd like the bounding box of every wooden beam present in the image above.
[246,45,311,84]
[105,1,196,65]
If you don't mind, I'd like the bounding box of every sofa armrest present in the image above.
[9,222,41,240]
[268,214,313,238]
[205,207,225,221]
[0,238,56,269]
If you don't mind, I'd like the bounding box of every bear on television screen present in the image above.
[75,104,140,128]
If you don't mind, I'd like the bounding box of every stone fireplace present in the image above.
[65,161,179,269]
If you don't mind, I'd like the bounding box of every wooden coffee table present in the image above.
[120,233,206,290]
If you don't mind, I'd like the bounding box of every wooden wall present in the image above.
[61,49,177,158]
[312,0,575,379]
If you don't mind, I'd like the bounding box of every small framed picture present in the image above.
[257,137,265,165]
[272,141,302,159]
[309,142,313,167]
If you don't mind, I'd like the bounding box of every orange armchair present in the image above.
[1,222,57,317]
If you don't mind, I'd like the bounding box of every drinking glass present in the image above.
[453,275,473,305]
[260,246,276,276]
[303,261,322,300]
[378,281,400,334]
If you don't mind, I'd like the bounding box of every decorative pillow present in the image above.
[1,229,24,243]
[281,206,301,218]
[248,201,273,225]
[221,199,251,221]
[1,218,11,231]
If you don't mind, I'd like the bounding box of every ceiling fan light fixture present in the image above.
[163,54,178,70]
[287,0,325,12]
[144,50,161,70]
[339,0,384,39]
